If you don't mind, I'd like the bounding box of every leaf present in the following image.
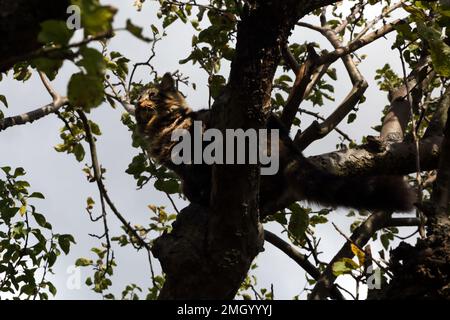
[347,113,357,124]
[68,73,104,110]
[73,144,85,162]
[154,179,180,194]
[75,258,92,267]
[33,212,52,229]
[47,282,57,296]
[126,19,152,42]
[85,277,93,286]
[351,244,365,266]
[31,57,63,81]
[332,258,359,276]
[38,20,74,45]
[19,205,27,216]
[417,23,450,77]
[58,235,74,255]
[0,95,8,108]
[29,192,45,199]
[288,204,310,241]
[209,75,226,99]
[13,63,32,82]
[380,233,390,250]
[78,47,106,77]
[78,2,117,36]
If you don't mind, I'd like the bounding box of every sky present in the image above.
[0,0,418,299]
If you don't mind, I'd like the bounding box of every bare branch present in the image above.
[38,71,59,100]
[294,19,368,150]
[78,110,157,285]
[0,70,71,132]
[308,210,391,300]
[295,80,367,150]
[0,31,113,72]
[264,229,345,300]
[352,1,404,42]
[281,45,319,128]
[0,99,69,132]
[316,19,407,67]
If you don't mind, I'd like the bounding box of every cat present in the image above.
[135,73,415,217]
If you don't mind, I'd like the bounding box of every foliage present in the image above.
[0,167,74,299]
[1,0,450,300]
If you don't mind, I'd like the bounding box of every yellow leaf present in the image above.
[351,243,365,266]
[19,205,27,216]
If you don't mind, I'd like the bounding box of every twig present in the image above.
[0,31,113,72]
[77,110,156,283]
[0,71,69,132]
[398,47,425,237]
[264,229,345,300]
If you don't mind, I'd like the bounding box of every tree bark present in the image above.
[0,0,69,72]
[153,0,340,299]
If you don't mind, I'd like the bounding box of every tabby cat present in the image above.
[135,73,415,217]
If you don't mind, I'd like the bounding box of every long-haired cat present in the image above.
[135,73,415,217]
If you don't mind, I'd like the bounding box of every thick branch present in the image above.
[308,136,441,177]
[430,105,450,224]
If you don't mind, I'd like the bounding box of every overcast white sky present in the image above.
[0,0,418,299]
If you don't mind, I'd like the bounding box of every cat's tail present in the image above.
[289,159,416,212]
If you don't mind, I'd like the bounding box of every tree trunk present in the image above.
[0,0,69,72]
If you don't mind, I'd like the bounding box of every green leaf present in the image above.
[78,47,106,77]
[380,233,390,250]
[38,20,74,45]
[75,258,92,267]
[209,75,226,99]
[0,95,8,108]
[13,63,32,82]
[47,282,57,296]
[332,258,359,276]
[154,179,180,194]
[29,192,45,199]
[73,144,85,162]
[31,58,63,81]
[417,22,450,77]
[33,212,52,229]
[13,167,26,177]
[347,113,357,124]
[82,4,116,36]
[68,73,104,110]
[126,19,152,42]
[58,235,74,255]
[288,204,310,241]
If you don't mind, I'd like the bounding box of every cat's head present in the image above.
[135,73,188,125]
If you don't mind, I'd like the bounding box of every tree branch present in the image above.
[0,71,69,132]
[264,229,345,300]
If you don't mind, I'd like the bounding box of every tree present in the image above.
[0,0,449,300]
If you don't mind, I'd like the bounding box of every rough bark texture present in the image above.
[3,0,449,302]
[0,0,69,72]
[153,0,339,299]
[374,101,450,300]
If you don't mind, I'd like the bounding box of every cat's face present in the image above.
[135,73,187,126]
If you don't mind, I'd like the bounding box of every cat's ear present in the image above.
[159,73,176,91]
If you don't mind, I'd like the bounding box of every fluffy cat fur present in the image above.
[135,73,415,216]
